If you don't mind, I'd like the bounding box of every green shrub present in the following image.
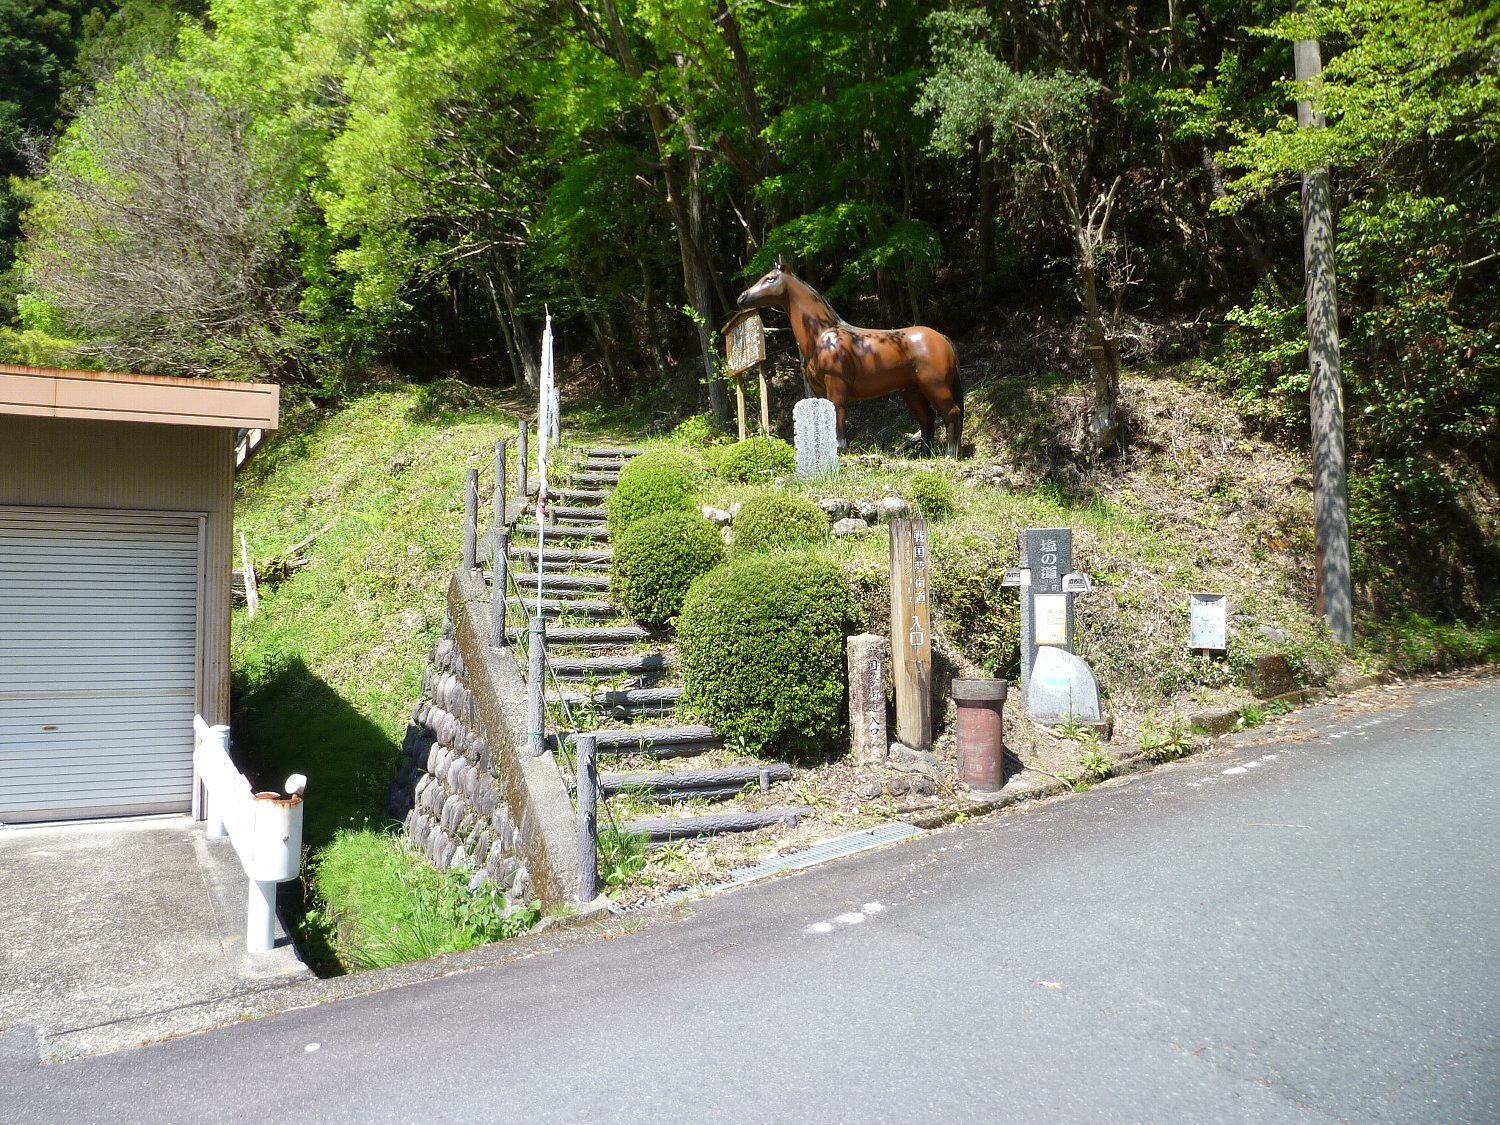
[904,470,957,520]
[713,435,795,483]
[678,553,859,758]
[606,449,703,537]
[732,491,827,554]
[610,509,726,625]
[671,413,724,448]
[311,828,540,970]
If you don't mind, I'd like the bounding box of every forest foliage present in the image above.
[2,0,1497,618]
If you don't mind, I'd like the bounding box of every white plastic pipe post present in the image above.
[203,723,231,838]
[246,879,277,954]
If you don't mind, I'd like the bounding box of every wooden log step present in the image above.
[600,764,792,796]
[511,572,610,591]
[546,686,683,712]
[580,460,629,473]
[546,510,609,528]
[549,725,721,756]
[572,473,620,486]
[623,808,814,844]
[515,523,611,540]
[550,488,610,503]
[513,624,650,645]
[513,545,612,566]
[583,447,644,458]
[550,653,675,677]
[533,598,618,618]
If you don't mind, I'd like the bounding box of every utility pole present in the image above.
[1295,39,1353,646]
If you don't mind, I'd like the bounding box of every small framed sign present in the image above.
[1001,567,1030,588]
[1189,592,1228,651]
[1034,593,1069,647]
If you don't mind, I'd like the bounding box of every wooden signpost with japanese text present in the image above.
[889,518,932,749]
[722,310,771,441]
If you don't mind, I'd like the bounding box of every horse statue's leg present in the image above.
[943,400,963,459]
[900,388,937,458]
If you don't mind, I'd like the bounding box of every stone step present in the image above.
[599,764,791,798]
[515,523,611,541]
[511,624,651,646]
[511,572,610,592]
[549,725,721,757]
[550,653,675,679]
[623,808,814,844]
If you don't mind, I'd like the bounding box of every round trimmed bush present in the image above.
[732,491,827,554]
[610,510,726,625]
[713,435,795,483]
[677,553,859,758]
[606,449,703,537]
[904,470,957,520]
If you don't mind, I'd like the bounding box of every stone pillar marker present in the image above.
[794,398,839,478]
[1019,527,1073,698]
[847,633,890,768]
[846,636,888,768]
[889,518,933,750]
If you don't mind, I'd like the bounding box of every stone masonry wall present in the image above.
[387,615,532,906]
[387,568,579,910]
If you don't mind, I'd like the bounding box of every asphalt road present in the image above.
[7,676,1498,1123]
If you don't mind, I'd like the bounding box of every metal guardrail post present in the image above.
[576,733,598,901]
[527,615,546,756]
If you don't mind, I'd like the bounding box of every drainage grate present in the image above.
[608,821,922,913]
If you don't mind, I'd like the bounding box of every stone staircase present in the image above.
[493,446,812,844]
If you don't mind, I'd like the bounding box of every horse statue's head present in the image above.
[736,256,789,311]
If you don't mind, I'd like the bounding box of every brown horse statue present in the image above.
[736,259,963,457]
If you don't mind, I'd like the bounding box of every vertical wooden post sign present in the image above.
[889,518,932,749]
[722,310,767,442]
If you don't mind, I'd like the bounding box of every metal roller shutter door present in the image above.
[0,508,201,822]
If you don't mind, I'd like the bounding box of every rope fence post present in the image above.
[463,467,478,571]
[575,733,598,901]
[495,439,508,531]
[518,418,529,499]
[492,528,510,647]
[527,615,546,756]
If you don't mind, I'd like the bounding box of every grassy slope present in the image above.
[233,381,531,844]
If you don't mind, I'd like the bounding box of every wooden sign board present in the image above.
[889,518,933,750]
[723,310,766,377]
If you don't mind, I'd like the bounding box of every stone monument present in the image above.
[794,398,839,478]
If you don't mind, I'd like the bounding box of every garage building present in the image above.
[0,364,279,823]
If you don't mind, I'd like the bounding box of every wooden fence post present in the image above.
[495,439,508,532]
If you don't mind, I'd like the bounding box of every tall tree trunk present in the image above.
[495,258,539,389]
[599,0,728,424]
